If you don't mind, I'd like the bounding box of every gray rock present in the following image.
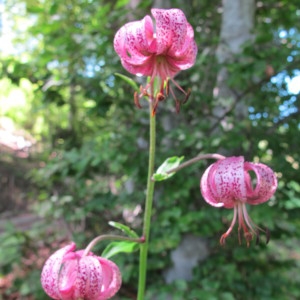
[164,234,209,283]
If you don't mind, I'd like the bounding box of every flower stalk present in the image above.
[137,100,156,300]
[165,153,226,175]
[83,234,144,257]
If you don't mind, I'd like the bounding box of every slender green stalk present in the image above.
[82,234,144,257]
[137,102,156,300]
[166,153,226,174]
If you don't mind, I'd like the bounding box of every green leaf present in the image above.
[152,156,184,181]
[108,221,139,238]
[101,240,140,259]
[116,0,130,9]
[114,73,139,92]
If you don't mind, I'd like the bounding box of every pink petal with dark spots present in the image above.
[201,157,246,208]
[200,156,277,209]
[114,8,197,79]
[200,163,225,208]
[151,8,187,54]
[41,243,76,299]
[96,257,122,300]
[244,162,278,205]
[41,243,122,300]
[77,256,103,299]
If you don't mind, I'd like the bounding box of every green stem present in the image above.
[137,102,156,300]
[83,234,144,257]
[166,153,226,174]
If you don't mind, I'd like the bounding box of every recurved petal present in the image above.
[77,255,103,300]
[120,55,155,76]
[41,243,76,299]
[200,163,224,208]
[214,156,247,207]
[113,23,143,64]
[244,162,277,205]
[114,25,127,58]
[114,16,156,76]
[167,38,198,71]
[58,255,78,300]
[151,8,188,55]
[125,16,153,56]
[114,16,153,61]
[97,257,122,300]
[201,157,248,208]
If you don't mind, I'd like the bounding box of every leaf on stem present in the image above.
[108,221,139,238]
[152,156,184,181]
[114,73,139,92]
[101,241,140,259]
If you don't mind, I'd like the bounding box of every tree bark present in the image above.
[213,0,255,125]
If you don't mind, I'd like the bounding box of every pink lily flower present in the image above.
[200,156,277,246]
[41,242,122,300]
[114,8,197,115]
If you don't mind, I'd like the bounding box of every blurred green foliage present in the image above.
[0,0,300,299]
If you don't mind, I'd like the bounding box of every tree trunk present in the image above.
[213,0,255,127]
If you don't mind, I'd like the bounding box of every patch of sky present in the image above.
[249,70,299,122]
[285,71,300,94]
[249,112,269,121]
[278,96,298,117]
[271,71,300,96]
[279,28,297,38]
[106,75,115,88]
[278,28,300,60]
[0,1,38,57]
[83,57,105,78]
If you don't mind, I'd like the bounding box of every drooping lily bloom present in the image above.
[200,156,277,246]
[114,8,197,114]
[41,242,122,300]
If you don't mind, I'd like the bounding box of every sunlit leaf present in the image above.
[101,240,140,259]
[108,221,139,238]
[152,156,184,181]
[114,73,139,92]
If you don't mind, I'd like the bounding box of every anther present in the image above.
[245,232,252,247]
[156,92,165,102]
[140,85,149,97]
[220,234,227,246]
[152,105,158,117]
[134,92,142,109]
[182,88,191,104]
[152,98,159,116]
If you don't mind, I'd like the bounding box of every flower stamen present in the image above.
[220,205,238,245]
[183,88,191,104]
[221,202,270,247]
[134,91,142,109]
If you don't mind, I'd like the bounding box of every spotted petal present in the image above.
[114,16,151,62]
[167,24,198,69]
[200,163,225,208]
[97,257,122,300]
[244,162,278,205]
[152,8,187,55]
[76,255,103,300]
[201,157,247,208]
[41,243,76,299]
[114,16,155,76]
[114,8,197,79]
